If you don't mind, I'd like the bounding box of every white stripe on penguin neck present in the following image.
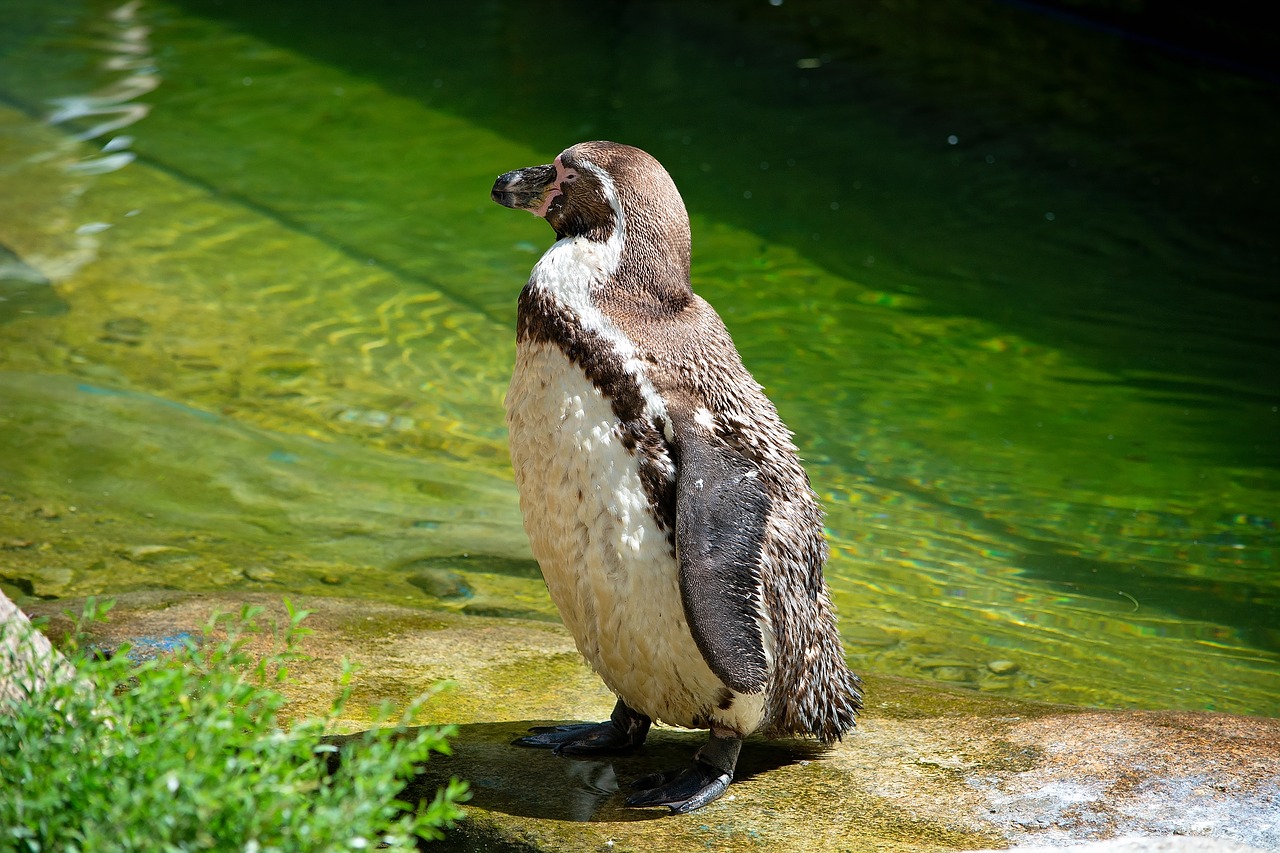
[530,160,626,318]
[530,162,670,429]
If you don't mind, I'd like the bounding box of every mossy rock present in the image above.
[23,592,1280,852]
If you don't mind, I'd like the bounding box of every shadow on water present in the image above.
[1018,551,1280,653]
[163,0,1280,428]
[866,465,1280,653]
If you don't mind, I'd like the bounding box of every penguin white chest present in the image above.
[505,340,761,732]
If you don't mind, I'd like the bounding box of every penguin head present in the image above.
[493,142,691,281]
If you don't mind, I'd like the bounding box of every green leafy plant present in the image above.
[0,599,469,851]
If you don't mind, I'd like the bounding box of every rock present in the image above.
[395,553,543,580]
[243,566,277,583]
[406,567,472,600]
[987,659,1019,675]
[22,591,1280,853]
[120,544,191,563]
[1,590,75,707]
[99,316,150,345]
[981,839,1268,853]
[926,664,977,683]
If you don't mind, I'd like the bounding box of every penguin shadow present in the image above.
[376,720,826,823]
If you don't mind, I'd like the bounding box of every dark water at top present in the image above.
[0,0,1276,715]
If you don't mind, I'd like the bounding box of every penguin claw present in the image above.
[513,720,643,755]
[625,764,732,814]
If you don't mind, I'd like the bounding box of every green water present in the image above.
[1,0,1276,715]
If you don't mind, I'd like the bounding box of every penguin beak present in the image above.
[491,163,560,218]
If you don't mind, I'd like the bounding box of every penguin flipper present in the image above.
[671,414,770,694]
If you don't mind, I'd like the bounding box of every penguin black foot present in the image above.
[514,698,651,755]
[625,732,742,814]
[626,763,731,814]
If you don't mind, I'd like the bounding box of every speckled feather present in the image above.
[503,141,861,742]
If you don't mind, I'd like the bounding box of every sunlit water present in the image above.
[1,0,1276,716]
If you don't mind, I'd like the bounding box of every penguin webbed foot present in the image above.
[625,764,732,814]
[514,721,634,754]
[625,731,742,814]
[514,698,650,755]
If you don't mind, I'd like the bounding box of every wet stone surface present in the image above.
[22,591,1280,853]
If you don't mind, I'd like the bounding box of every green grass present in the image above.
[1,599,469,851]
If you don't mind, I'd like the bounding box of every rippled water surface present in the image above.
[1,0,1277,715]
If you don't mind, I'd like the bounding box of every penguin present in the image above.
[491,141,862,814]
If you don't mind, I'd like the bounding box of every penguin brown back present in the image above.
[493,140,862,814]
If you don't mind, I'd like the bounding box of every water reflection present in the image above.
[0,0,1275,715]
[48,0,157,174]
